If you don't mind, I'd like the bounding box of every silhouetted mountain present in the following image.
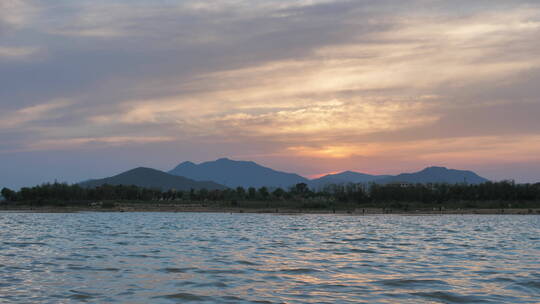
[169,158,309,188]
[377,166,489,184]
[309,171,390,189]
[169,159,489,188]
[80,167,226,190]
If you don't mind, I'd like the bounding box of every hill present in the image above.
[169,158,309,188]
[377,166,489,184]
[309,171,390,189]
[79,167,226,190]
[169,159,489,188]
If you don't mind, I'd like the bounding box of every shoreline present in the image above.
[1,205,539,215]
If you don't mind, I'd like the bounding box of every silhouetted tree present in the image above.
[272,188,285,199]
[258,187,269,200]
[1,187,17,201]
[247,187,257,199]
[292,183,309,195]
[3,180,540,209]
[236,187,246,199]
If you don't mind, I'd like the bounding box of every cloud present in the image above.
[287,135,540,162]
[0,46,39,59]
[25,136,176,151]
[0,0,37,30]
[0,99,72,129]
[80,3,539,145]
[1,0,540,186]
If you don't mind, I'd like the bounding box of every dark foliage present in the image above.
[2,181,539,209]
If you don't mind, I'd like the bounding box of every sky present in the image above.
[1,0,540,189]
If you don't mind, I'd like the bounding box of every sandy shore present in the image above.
[1,204,539,215]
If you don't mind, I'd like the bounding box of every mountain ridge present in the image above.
[169,158,309,188]
[170,159,489,188]
[376,166,488,185]
[79,160,490,191]
[79,167,227,191]
[308,171,391,189]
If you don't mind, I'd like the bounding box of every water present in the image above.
[0,213,538,303]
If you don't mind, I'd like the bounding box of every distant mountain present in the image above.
[309,171,390,189]
[377,166,489,185]
[168,159,489,188]
[80,167,226,190]
[169,158,309,188]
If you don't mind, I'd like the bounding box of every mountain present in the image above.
[169,158,309,188]
[377,166,489,184]
[168,159,489,188]
[309,171,390,189]
[79,167,227,190]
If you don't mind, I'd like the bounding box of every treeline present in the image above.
[1,183,163,202]
[1,181,540,208]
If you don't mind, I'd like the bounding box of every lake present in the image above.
[0,212,538,303]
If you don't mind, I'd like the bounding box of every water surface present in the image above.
[0,213,539,303]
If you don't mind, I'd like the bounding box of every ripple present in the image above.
[193,281,228,288]
[0,213,538,303]
[2,242,47,248]
[235,260,259,265]
[513,279,540,292]
[376,278,450,288]
[342,237,377,242]
[195,268,246,274]
[349,248,378,254]
[279,268,321,274]
[155,292,210,301]
[67,290,100,301]
[413,291,488,303]
[160,267,195,273]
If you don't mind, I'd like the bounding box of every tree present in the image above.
[236,187,246,199]
[292,183,309,195]
[258,187,269,200]
[272,188,285,199]
[248,187,257,199]
[1,187,17,201]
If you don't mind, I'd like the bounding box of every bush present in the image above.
[101,202,116,209]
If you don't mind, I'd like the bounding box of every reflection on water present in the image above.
[0,213,538,303]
